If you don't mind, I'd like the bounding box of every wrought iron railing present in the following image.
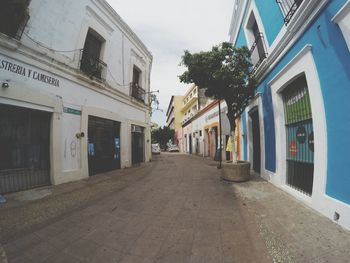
[130,82,145,102]
[0,0,30,40]
[249,32,268,72]
[79,50,107,80]
[276,0,304,25]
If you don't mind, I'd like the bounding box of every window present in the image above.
[333,1,350,52]
[130,65,145,102]
[80,29,106,80]
[200,130,202,137]
[276,0,303,25]
[246,12,268,70]
[0,0,30,40]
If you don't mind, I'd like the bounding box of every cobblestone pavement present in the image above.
[0,153,350,262]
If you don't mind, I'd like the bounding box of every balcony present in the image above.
[0,0,30,40]
[276,0,304,25]
[79,50,107,81]
[130,82,145,102]
[249,32,268,72]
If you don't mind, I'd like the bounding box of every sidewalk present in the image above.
[232,175,350,262]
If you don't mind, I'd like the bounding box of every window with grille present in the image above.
[282,75,314,195]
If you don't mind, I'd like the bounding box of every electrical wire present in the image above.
[106,67,129,87]
[23,32,82,53]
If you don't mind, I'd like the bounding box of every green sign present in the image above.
[63,107,81,115]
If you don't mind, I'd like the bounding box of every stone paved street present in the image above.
[1,153,350,263]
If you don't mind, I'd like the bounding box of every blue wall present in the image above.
[255,0,284,45]
[236,0,350,204]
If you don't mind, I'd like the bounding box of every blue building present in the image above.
[229,0,350,229]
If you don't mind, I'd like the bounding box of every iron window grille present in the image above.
[0,0,31,40]
[249,32,268,72]
[130,82,145,102]
[79,49,107,81]
[276,0,304,25]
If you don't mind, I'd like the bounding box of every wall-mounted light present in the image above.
[76,132,85,139]
[2,82,9,89]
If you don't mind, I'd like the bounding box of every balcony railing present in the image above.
[79,50,107,81]
[249,32,268,72]
[130,82,145,102]
[0,0,30,40]
[276,0,304,25]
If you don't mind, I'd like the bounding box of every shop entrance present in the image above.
[131,125,144,165]
[189,134,192,154]
[0,104,51,193]
[282,75,314,195]
[88,116,120,176]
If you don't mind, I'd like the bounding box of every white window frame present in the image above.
[243,0,270,54]
[268,45,327,204]
[332,0,350,52]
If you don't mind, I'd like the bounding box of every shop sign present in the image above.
[289,141,298,158]
[308,132,314,152]
[296,125,306,144]
[63,107,81,115]
[205,106,227,122]
[0,58,60,87]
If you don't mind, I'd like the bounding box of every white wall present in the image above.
[0,0,152,185]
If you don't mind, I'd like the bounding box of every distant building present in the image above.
[230,0,350,230]
[0,0,152,194]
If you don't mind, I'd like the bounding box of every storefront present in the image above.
[0,104,51,193]
[87,116,121,176]
[131,125,144,165]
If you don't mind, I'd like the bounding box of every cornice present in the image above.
[93,0,153,61]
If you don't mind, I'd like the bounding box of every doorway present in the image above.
[88,116,120,176]
[131,125,144,165]
[249,108,261,173]
[0,104,51,193]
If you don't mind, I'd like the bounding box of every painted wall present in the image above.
[24,0,152,97]
[0,0,152,185]
[255,0,284,45]
[235,0,350,204]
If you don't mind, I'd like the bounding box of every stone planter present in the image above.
[221,161,251,182]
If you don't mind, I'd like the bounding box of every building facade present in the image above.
[0,0,153,194]
[165,95,184,144]
[230,0,350,229]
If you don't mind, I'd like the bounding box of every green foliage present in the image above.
[179,42,256,132]
[151,126,175,149]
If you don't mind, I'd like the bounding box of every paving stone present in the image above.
[2,154,350,262]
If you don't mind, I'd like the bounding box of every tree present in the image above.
[179,42,256,159]
[151,126,175,150]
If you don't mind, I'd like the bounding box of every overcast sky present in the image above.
[107,0,234,126]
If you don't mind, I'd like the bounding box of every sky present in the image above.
[107,0,235,126]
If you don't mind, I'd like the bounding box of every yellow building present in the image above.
[166,95,184,143]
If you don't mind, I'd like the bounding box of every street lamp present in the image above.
[217,100,222,169]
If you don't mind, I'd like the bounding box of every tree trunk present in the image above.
[226,100,237,162]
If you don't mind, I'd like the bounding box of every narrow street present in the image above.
[1,154,350,263]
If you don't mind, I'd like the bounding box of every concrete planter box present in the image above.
[221,161,251,182]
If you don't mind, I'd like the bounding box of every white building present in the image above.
[0,0,153,193]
